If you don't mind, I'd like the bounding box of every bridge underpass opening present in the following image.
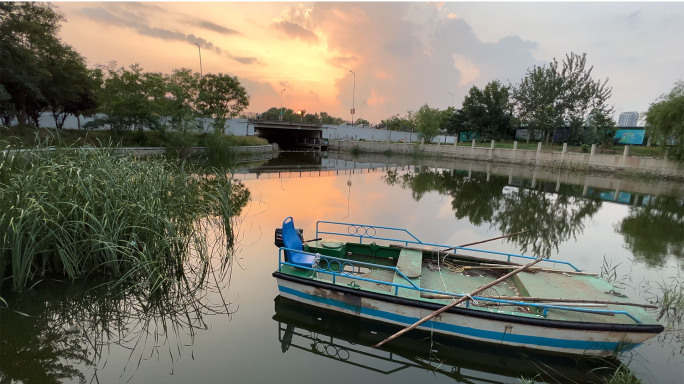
[252,121,326,151]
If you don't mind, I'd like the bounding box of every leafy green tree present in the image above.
[259,107,281,121]
[461,81,513,140]
[197,73,249,133]
[164,68,201,133]
[645,80,684,160]
[86,63,166,131]
[0,2,65,126]
[42,44,95,129]
[320,111,344,125]
[444,109,468,141]
[584,108,616,148]
[513,52,612,144]
[0,85,14,125]
[415,104,441,143]
[380,114,400,131]
[355,118,369,126]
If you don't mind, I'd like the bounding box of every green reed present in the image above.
[0,145,248,293]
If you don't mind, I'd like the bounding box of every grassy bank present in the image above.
[0,125,268,149]
[0,145,249,294]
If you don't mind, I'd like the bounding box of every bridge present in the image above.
[249,120,328,151]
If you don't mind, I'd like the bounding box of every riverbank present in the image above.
[331,139,684,181]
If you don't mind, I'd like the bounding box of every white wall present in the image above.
[16,114,455,143]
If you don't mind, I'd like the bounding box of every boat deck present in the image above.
[287,240,658,326]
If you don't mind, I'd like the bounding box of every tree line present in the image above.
[1,2,249,134]
[378,53,683,160]
[380,53,616,147]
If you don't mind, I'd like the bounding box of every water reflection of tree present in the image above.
[384,168,602,257]
[0,183,248,383]
[619,195,684,267]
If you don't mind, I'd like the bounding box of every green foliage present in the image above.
[355,118,369,126]
[0,146,249,293]
[197,73,250,133]
[164,68,202,133]
[461,81,513,140]
[514,52,613,144]
[85,63,168,132]
[199,132,268,162]
[415,104,441,142]
[602,366,641,384]
[258,107,345,125]
[645,80,684,161]
[380,114,415,132]
[0,2,97,127]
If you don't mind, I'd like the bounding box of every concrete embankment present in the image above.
[330,140,684,180]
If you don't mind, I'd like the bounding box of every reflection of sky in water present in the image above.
[238,169,683,384]
[3,165,682,384]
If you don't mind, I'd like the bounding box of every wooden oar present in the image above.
[452,230,528,249]
[419,293,658,309]
[373,256,543,348]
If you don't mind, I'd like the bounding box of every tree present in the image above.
[164,68,201,133]
[415,104,440,143]
[645,80,684,160]
[85,63,166,131]
[0,2,70,125]
[197,73,249,133]
[354,118,369,126]
[460,81,513,140]
[513,52,613,144]
[42,44,96,129]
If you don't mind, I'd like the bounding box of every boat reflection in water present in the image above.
[273,296,623,383]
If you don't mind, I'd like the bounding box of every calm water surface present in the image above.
[1,152,682,383]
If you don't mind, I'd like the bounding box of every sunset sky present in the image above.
[55,2,684,124]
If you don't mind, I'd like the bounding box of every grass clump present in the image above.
[0,144,249,294]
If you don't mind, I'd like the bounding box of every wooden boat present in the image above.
[273,217,664,357]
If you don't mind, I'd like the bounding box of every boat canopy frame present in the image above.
[314,220,581,272]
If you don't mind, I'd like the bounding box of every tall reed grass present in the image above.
[0,145,249,294]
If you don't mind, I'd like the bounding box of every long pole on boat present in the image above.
[444,230,528,252]
[373,256,544,348]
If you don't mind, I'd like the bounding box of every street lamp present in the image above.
[447,91,454,107]
[280,88,286,121]
[349,69,356,125]
[194,43,203,78]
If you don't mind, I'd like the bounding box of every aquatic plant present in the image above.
[0,145,249,293]
[602,365,641,384]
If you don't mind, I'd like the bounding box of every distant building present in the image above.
[618,112,639,127]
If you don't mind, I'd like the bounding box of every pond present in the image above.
[1,151,682,384]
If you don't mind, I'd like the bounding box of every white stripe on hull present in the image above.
[276,278,654,356]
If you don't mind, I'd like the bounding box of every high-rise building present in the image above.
[618,112,639,127]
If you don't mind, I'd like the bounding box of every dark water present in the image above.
[2,152,683,383]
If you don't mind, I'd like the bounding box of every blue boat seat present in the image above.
[281,217,319,268]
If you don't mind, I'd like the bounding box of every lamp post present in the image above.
[194,43,203,78]
[447,91,454,107]
[280,88,286,121]
[349,69,355,125]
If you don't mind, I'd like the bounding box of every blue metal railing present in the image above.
[276,247,642,324]
[314,220,581,272]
